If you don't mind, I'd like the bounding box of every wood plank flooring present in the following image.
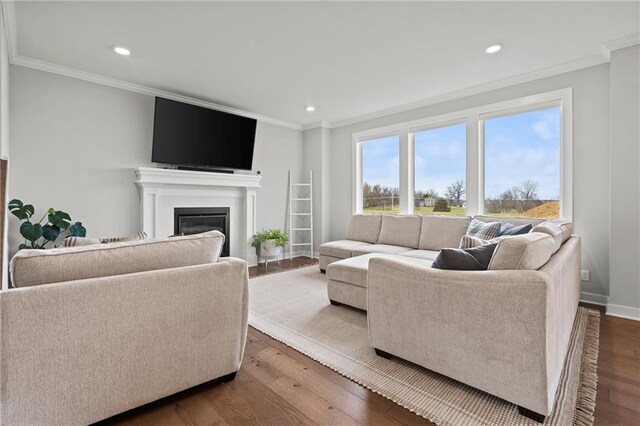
[99,258,640,425]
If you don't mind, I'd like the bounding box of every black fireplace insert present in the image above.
[174,207,230,257]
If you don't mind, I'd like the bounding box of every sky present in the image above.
[361,106,560,200]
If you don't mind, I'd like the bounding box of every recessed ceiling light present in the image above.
[485,44,502,54]
[305,106,316,112]
[113,46,131,56]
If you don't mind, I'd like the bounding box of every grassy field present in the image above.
[364,206,467,215]
[363,203,558,219]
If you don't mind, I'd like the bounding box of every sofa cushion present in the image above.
[543,219,573,243]
[10,231,225,288]
[351,244,412,257]
[465,218,502,240]
[473,215,545,227]
[319,240,373,259]
[531,223,564,254]
[488,232,556,271]
[432,243,498,271]
[327,253,432,288]
[419,215,471,250]
[346,214,383,243]
[399,249,440,261]
[378,215,422,248]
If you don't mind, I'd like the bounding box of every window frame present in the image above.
[352,88,573,219]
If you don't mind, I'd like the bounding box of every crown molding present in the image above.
[603,32,640,53]
[302,121,332,131]
[10,54,303,130]
[0,1,302,131]
[328,53,609,129]
[3,1,637,134]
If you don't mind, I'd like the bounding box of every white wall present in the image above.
[303,126,331,255]
[8,65,303,260]
[330,64,611,301]
[0,7,9,290]
[609,45,640,319]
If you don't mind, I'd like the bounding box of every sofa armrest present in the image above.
[0,258,249,425]
[367,257,551,414]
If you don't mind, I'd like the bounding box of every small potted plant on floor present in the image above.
[251,229,288,262]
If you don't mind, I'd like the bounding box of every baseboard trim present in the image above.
[580,292,609,306]
[606,303,640,321]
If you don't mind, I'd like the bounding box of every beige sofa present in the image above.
[321,214,579,420]
[2,231,249,425]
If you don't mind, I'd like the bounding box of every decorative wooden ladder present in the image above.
[288,170,314,260]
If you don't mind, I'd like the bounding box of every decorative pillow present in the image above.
[499,223,533,236]
[62,237,102,247]
[459,235,491,249]
[63,232,148,247]
[100,232,148,244]
[432,243,498,271]
[465,219,501,240]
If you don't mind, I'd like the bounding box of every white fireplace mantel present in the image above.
[135,167,262,265]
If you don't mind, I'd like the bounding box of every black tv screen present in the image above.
[152,97,257,171]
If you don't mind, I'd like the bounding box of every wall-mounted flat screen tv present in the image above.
[152,97,257,171]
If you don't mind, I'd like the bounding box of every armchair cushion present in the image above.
[10,231,225,288]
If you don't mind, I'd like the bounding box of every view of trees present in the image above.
[484,180,554,214]
[364,178,556,216]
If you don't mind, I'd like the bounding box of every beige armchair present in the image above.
[1,231,249,425]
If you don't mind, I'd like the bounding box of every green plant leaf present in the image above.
[20,222,43,243]
[48,210,72,230]
[8,199,34,220]
[42,224,61,242]
[251,228,289,248]
[69,222,87,237]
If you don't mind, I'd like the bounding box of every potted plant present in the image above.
[8,199,87,250]
[251,229,289,259]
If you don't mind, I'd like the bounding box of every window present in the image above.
[353,89,572,219]
[483,107,561,218]
[361,135,400,214]
[413,123,466,215]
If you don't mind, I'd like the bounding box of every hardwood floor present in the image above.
[100,259,640,426]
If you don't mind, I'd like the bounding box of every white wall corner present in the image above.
[580,291,609,307]
[606,303,640,321]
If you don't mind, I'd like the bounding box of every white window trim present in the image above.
[352,88,573,219]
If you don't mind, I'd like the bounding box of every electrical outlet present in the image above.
[580,270,590,281]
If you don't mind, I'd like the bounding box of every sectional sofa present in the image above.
[319,214,580,421]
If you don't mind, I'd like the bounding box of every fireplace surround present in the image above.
[135,167,261,265]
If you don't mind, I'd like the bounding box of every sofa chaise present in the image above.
[2,231,249,425]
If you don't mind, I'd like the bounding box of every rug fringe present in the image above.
[573,310,600,426]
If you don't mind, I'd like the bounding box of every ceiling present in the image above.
[8,1,640,128]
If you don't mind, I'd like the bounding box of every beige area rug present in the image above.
[249,266,600,426]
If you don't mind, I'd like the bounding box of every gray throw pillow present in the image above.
[499,223,533,236]
[432,243,498,271]
[465,219,501,240]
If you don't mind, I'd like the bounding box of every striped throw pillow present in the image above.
[63,232,148,247]
[465,219,502,240]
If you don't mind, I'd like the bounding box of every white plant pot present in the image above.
[259,239,283,259]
